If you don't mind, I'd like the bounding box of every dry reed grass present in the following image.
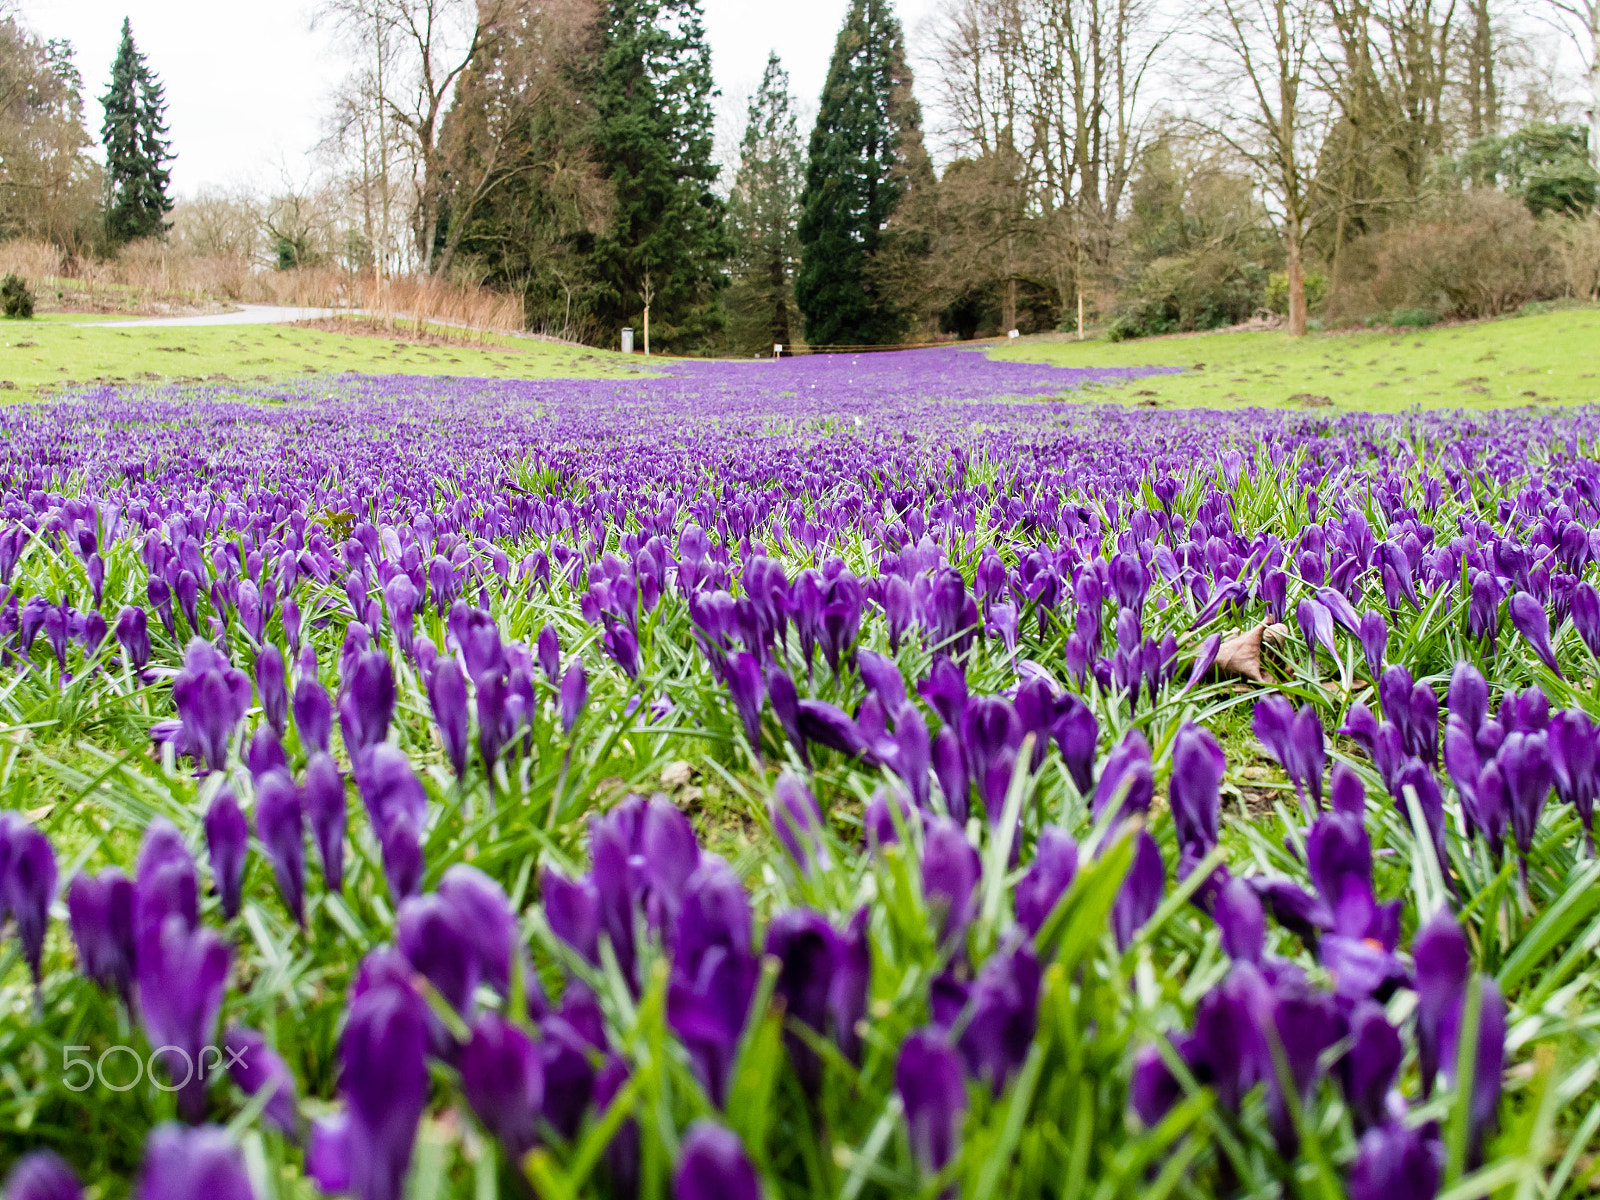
[0,237,525,334]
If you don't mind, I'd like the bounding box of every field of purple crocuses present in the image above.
[2,348,1599,1200]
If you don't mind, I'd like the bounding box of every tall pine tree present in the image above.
[100,18,172,244]
[796,0,927,347]
[589,0,730,351]
[727,52,802,353]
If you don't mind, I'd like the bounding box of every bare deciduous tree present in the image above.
[1196,0,1325,334]
[315,0,500,275]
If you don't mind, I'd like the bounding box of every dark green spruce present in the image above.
[589,0,730,351]
[99,17,172,245]
[795,0,926,347]
[726,52,803,354]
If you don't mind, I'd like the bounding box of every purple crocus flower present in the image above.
[770,770,827,873]
[1051,696,1098,794]
[255,644,288,736]
[542,866,601,964]
[171,639,252,772]
[1213,875,1265,963]
[1338,1001,1403,1132]
[254,771,305,926]
[340,650,396,761]
[1437,977,1506,1162]
[1358,608,1388,680]
[956,938,1041,1095]
[1112,830,1165,951]
[303,752,346,893]
[1,815,55,985]
[1014,826,1077,936]
[896,1029,967,1176]
[426,659,470,778]
[559,661,588,734]
[134,1125,254,1200]
[292,676,333,755]
[1091,729,1153,828]
[380,815,425,902]
[461,1011,543,1161]
[204,789,249,920]
[536,623,561,685]
[438,864,519,995]
[724,650,765,758]
[134,819,199,943]
[1347,1121,1443,1200]
[1549,708,1599,849]
[1446,661,1490,735]
[1253,695,1326,815]
[115,605,151,673]
[1169,721,1224,866]
[138,916,231,1121]
[2,1152,81,1200]
[1573,580,1600,659]
[922,815,980,945]
[67,868,137,1003]
[672,1121,760,1200]
[765,909,843,1093]
[667,860,757,1105]
[245,727,288,782]
[1499,730,1553,874]
[1412,908,1471,1094]
[339,975,432,1200]
[222,1025,299,1135]
[1509,591,1562,677]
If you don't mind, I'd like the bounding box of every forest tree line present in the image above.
[2,0,1599,350]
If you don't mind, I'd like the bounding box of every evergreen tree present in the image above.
[100,18,172,244]
[589,0,730,351]
[727,52,803,353]
[795,0,927,347]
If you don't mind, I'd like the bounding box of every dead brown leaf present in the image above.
[1214,623,1289,685]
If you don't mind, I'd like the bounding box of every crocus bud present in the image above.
[135,1124,255,1200]
[1509,591,1561,677]
[114,605,151,672]
[1169,722,1224,863]
[1111,831,1165,951]
[245,726,288,781]
[134,819,198,942]
[255,644,288,736]
[559,662,588,734]
[922,816,979,945]
[203,789,249,920]
[222,1025,299,1135]
[536,624,561,685]
[0,814,55,984]
[672,1121,760,1200]
[339,650,395,761]
[2,1151,81,1200]
[1357,608,1388,680]
[426,659,470,778]
[302,753,346,893]
[281,596,302,656]
[68,868,136,1003]
[138,917,231,1122]
[292,677,332,755]
[723,650,765,758]
[461,1012,544,1161]
[1014,826,1077,936]
[255,771,305,926]
[341,979,431,1200]
[896,1030,966,1175]
[381,815,424,902]
[770,771,827,874]
[1346,1121,1442,1200]
[957,939,1041,1094]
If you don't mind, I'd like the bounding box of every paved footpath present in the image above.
[85,305,343,328]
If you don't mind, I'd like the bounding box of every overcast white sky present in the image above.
[23,0,941,196]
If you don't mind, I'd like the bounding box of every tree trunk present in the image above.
[1590,17,1600,172]
[1286,225,1307,337]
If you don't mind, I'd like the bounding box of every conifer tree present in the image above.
[590,0,730,350]
[795,0,927,347]
[727,52,803,352]
[100,18,172,244]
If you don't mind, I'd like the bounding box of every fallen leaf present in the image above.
[1214,623,1290,685]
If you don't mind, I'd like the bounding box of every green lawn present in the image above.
[992,304,1600,410]
[0,313,638,396]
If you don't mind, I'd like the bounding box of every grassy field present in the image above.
[0,312,636,396]
[3,304,1597,408]
[994,304,1600,409]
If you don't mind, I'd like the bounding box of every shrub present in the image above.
[1,274,34,319]
[1106,248,1266,340]
[1265,269,1328,314]
[1353,189,1563,320]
